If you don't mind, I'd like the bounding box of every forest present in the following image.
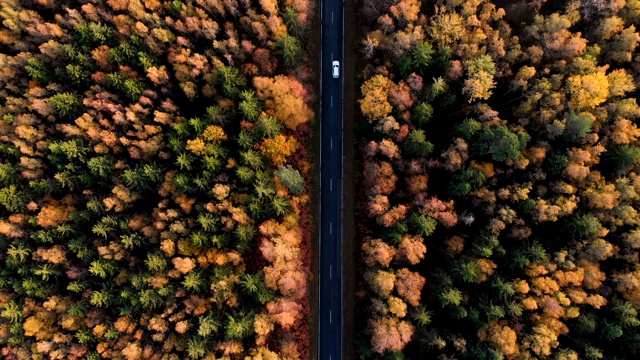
[0,0,315,359]
[354,0,640,359]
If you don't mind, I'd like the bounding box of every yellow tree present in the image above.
[257,135,298,166]
[360,74,393,121]
[253,75,314,130]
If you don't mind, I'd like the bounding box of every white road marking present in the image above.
[330,310,332,324]
[330,178,333,191]
[330,265,332,279]
[331,96,333,108]
[332,12,334,23]
[331,53,333,61]
[330,222,332,234]
[330,138,333,149]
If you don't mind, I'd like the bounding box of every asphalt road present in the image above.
[318,0,344,359]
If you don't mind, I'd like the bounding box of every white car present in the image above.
[332,61,340,78]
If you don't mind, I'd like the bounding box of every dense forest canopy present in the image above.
[354,0,640,359]
[0,0,315,359]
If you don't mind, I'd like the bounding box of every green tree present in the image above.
[254,179,275,199]
[217,66,246,98]
[89,260,118,279]
[410,305,432,327]
[186,336,208,359]
[0,185,24,212]
[271,196,291,216]
[452,260,481,283]
[455,118,481,140]
[197,213,218,232]
[87,156,115,178]
[562,111,594,142]
[236,130,255,149]
[546,153,569,176]
[7,243,30,263]
[235,224,256,252]
[236,166,255,183]
[90,286,113,308]
[404,130,434,157]
[282,7,303,38]
[145,253,167,272]
[183,271,205,293]
[198,312,219,337]
[224,312,254,340]
[477,125,529,162]
[566,215,603,238]
[274,165,304,194]
[413,102,434,126]
[606,145,640,171]
[276,34,302,67]
[409,213,437,236]
[255,115,282,138]
[438,288,462,307]
[139,289,163,309]
[0,301,23,324]
[600,319,623,340]
[50,92,82,118]
[25,58,49,83]
[238,90,262,121]
[240,149,264,169]
[411,41,435,73]
[75,22,114,47]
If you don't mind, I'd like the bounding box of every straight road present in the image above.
[318,0,344,359]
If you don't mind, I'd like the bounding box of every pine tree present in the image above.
[0,185,24,212]
[139,289,163,309]
[274,165,304,194]
[224,312,254,340]
[87,156,115,178]
[404,130,434,157]
[238,90,262,121]
[7,243,30,263]
[412,102,433,126]
[409,213,437,236]
[183,271,205,293]
[271,196,291,216]
[89,260,118,279]
[198,212,218,232]
[411,41,435,73]
[217,66,246,98]
[455,118,482,140]
[145,253,167,272]
[198,312,219,337]
[276,34,302,67]
[186,336,208,359]
[237,130,255,149]
[410,305,432,327]
[255,115,283,138]
[282,6,303,38]
[236,166,255,184]
[0,301,23,324]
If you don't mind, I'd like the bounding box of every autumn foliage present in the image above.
[355,0,640,359]
[0,0,315,359]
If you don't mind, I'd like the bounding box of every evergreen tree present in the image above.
[274,165,304,194]
[276,34,302,67]
[411,41,435,73]
[412,102,434,126]
[49,92,82,118]
[224,312,254,340]
[404,130,434,157]
[255,115,283,138]
[217,66,246,98]
[238,90,262,121]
